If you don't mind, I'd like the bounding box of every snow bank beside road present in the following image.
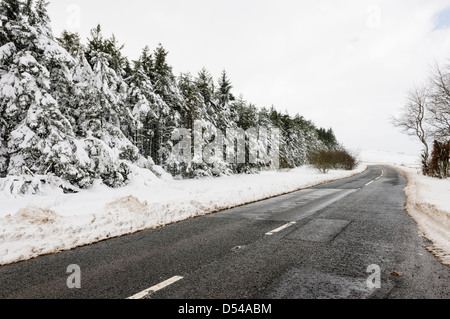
[356,149,449,265]
[0,165,367,266]
[394,166,450,266]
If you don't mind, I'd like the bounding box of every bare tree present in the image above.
[428,62,450,141]
[391,85,431,174]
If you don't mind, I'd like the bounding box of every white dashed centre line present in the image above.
[127,276,183,299]
[266,222,296,236]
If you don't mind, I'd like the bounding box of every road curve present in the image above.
[0,165,448,299]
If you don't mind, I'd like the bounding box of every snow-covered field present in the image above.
[0,163,368,266]
[1,149,449,267]
[355,149,421,168]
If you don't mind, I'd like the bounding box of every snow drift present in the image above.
[395,166,450,266]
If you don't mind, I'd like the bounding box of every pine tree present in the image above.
[1,0,346,184]
[125,52,167,159]
[140,45,153,76]
[146,43,185,168]
[0,0,81,181]
[0,0,21,175]
[90,50,122,128]
[103,34,127,76]
[71,48,139,188]
[217,70,234,105]
[56,30,82,57]
[151,43,173,97]
[176,72,205,176]
[81,25,144,186]
[85,24,104,68]
[178,72,205,129]
[1,4,148,189]
[316,127,337,149]
[71,48,101,136]
[85,25,133,136]
[195,68,215,113]
[215,70,234,131]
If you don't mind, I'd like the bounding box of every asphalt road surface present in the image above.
[0,165,449,299]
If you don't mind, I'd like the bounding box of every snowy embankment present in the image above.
[357,149,450,266]
[395,167,450,266]
[0,164,367,266]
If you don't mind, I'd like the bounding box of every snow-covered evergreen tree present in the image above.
[76,25,144,187]
[0,0,79,180]
[56,30,83,57]
[1,1,149,189]
[215,70,234,130]
[147,44,186,169]
[0,0,345,187]
[125,52,166,159]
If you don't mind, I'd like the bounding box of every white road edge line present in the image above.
[365,180,374,186]
[127,276,183,299]
[266,222,296,236]
[377,167,383,180]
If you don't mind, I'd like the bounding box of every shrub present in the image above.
[307,149,334,173]
[330,149,358,170]
[429,140,450,179]
[307,148,358,173]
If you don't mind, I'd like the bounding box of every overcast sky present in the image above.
[47,0,450,155]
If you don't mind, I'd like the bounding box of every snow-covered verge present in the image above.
[357,149,450,266]
[0,164,367,266]
[394,166,450,266]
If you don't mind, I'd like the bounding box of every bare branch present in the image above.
[427,62,450,141]
[391,84,431,157]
